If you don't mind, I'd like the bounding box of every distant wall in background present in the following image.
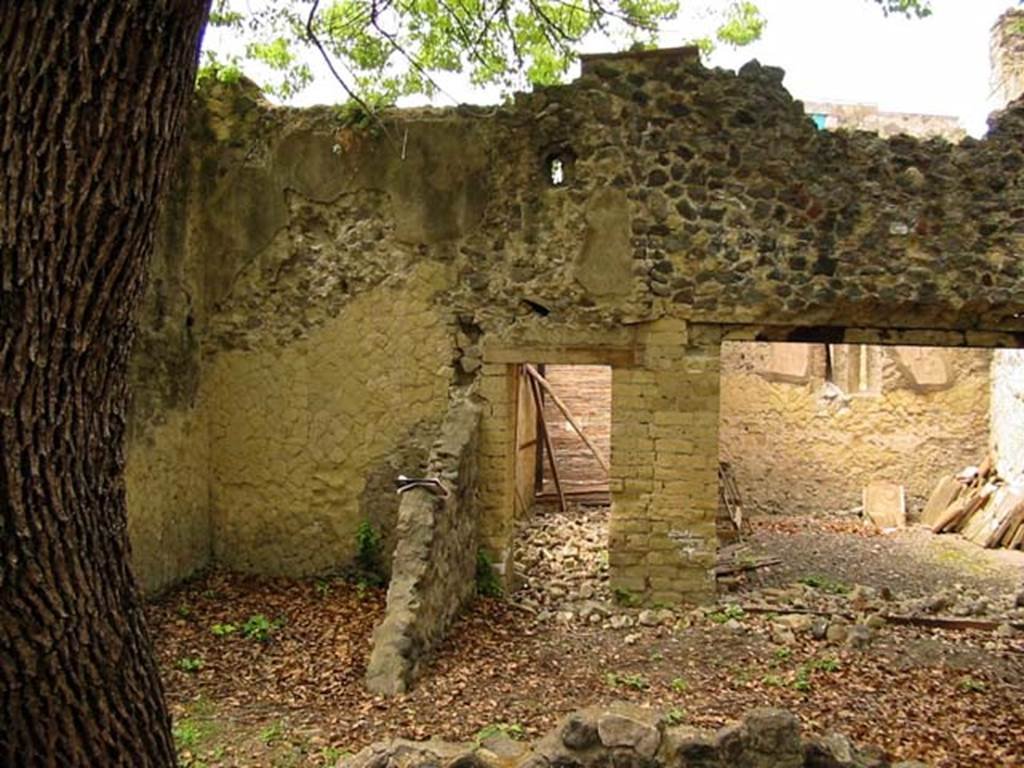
[719,343,992,517]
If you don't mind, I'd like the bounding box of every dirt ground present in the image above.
[149,511,1024,768]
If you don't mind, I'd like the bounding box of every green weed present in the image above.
[320,747,347,765]
[664,708,686,726]
[242,614,280,642]
[475,550,503,598]
[607,672,650,690]
[355,520,383,581]
[613,588,641,607]
[810,656,841,673]
[958,676,986,693]
[708,604,745,623]
[259,721,285,745]
[177,657,204,673]
[173,720,202,750]
[474,722,525,743]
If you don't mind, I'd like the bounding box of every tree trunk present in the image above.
[0,2,210,765]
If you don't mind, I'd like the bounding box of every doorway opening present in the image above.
[511,364,612,611]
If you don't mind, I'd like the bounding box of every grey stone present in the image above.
[597,712,661,759]
[865,614,887,630]
[923,593,951,614]
[638,609,660,627]
[770,626,797,646]
[803,733,856,767]
[742,709,803,767]
[656,609,676,625]
[775,613,814,633]
[846,624,874,649]
[825,622,849,645]
[562,714,599,750]
[673,734,720,768]
[810,617,829,640]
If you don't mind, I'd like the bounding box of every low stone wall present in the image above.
[365,395,483,695]
[343,703,926,768]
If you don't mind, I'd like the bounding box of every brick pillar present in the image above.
[476,361,517,583]
[608,319,718,605]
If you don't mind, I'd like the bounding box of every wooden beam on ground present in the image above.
[529,374,566,513]
[740,605,1024,633]
[713,557,782,576]
[524,363,609,474]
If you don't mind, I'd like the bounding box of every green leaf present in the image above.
[716,2,766,47]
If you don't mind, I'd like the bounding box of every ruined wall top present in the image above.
[992,8,1024,108]
[802,100,965,141]
[173,45,1024,359]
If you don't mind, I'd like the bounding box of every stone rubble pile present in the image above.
[341,704,928,768]
[744,580,1024,646]
[512,503,612,619]
[511,503,1024,642]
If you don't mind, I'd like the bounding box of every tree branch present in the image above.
[304,0,395,141]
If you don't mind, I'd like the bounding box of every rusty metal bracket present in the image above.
[395,475,451,498]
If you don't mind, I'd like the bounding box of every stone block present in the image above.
[597,710,662,758]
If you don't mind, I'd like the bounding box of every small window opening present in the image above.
[549,157,565,186]
[825,343,881,395]
[548,156,565,185]
[543,147,575,187]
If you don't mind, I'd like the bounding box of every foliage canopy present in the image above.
[201,0,931,104]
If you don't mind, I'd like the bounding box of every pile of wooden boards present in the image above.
[921,455,1024,549]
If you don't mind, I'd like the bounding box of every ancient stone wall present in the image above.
[344,703,921,768]
[720,343,991,517]
[365,395,482,695]
[125,39,1024,600]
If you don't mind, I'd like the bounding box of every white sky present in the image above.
[695,0,1015,137]
[219,0,1018,138]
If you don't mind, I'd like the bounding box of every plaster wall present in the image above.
[205,262,452,577]
[125,409,211,593]
[991,349,1024,479]
[125,163,211,594]
[719,343,991,517]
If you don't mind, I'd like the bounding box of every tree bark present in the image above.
[0,2,210,765]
